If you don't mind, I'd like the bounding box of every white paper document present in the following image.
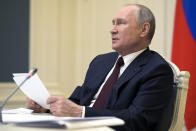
[2,108,33,114]
[13,73,50,109]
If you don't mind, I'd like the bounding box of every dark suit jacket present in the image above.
[69,48,174,131]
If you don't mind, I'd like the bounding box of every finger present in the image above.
[50,104,57,114]
[51,107,63,117]
[35,104,41,109]
[26,97,31,102]
[31,101,36,105]
[52,112,61,117]
[26,97,33,104]
[26,97,36,105]
[26,98,35,108]
[47,96,58,104]
[51,111,57,116]
[49,103,55,109]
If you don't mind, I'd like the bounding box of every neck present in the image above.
[118,46,148,56]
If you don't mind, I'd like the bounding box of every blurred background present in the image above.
[0,0,176,108]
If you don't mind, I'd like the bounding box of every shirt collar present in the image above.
[119,48,147,67]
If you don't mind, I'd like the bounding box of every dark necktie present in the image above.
[93,57,124,108]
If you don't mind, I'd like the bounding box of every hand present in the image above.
[47,96,83,117]
[26,97,47,113]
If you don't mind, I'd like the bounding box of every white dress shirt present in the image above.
[82,49,146,117]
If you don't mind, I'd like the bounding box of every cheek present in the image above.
[120,28,132,39]
[120,33,131,44]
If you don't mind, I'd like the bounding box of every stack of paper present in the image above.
[3,112,124,129]
[14,116,124,129]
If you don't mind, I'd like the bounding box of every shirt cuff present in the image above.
[82,106,85,118]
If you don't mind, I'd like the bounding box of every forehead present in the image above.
[113,5,139,21]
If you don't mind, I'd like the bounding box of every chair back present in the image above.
[167,61,190,131]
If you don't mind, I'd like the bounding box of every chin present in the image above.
[112,46,120,53]
[112,43,119,50]
[112,46,117,51]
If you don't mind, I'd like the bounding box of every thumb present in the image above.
[47,96,58,104]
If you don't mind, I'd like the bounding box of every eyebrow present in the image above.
[112,18,126,24]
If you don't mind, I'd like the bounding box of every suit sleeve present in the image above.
[69,86,82,105]
[68,55,100,104]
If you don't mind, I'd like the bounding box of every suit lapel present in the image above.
[106,49,152,107]
[85,53,119,103]
[116,49,151,89]
[91,61,115,91]
[94,54,119,89]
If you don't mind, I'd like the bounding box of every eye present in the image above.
[112,19,126,26]
[117,20,126,25]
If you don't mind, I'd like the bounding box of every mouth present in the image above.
[112,38,119,43]
[112,38,118,40]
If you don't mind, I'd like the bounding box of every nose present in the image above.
[110,26,118,34]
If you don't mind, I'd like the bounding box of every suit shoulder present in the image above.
[95,52,118,59]
[149,50,169,65]
[144,50,173,75]
[136,49,169,68]
[92,52,118,62]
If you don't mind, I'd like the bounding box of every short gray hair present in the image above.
[126,4,156,42]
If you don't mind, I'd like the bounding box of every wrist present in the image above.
[76,105,83,117]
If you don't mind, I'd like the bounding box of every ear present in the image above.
[140,22,150,38]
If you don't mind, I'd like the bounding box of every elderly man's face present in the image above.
[110,6,143,56]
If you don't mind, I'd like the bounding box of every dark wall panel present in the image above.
[0,0,29,82]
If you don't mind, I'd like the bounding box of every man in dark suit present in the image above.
[27,4,174,131]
